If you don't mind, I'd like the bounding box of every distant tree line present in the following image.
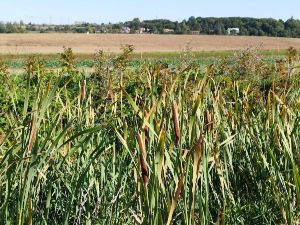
[0,21,26,33]
[127,17,300,37]
[0,17,300,37]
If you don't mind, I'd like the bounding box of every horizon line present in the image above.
[0,15,299,26]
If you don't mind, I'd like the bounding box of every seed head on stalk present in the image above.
[137,133,148,185]
[28,113,37,154]
[205,110,213,132]
[81,79,86,101]
[143,109,150,145]
[172,100,180,146]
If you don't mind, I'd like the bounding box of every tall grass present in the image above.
[0,46,300,224]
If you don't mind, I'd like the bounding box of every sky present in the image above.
[0,0,299,24]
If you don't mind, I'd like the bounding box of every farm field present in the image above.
[0,33,300,54]
[1,46,300,224]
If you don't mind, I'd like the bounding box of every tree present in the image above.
[214,21,225,35]
[0,16,299,37]
[285,17,300,37]
[188,16,200,31]
[6,23,18,33]
[130,18,141,31]
[181,20,189,34]
[88,25,95,33]
[174,22,182,34]
[0,23,6,33]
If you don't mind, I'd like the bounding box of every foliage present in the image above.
[1,48,300,224]
[2,17,300,37]
[60,47,78,73]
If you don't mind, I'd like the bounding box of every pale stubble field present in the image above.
[0,33,300,54]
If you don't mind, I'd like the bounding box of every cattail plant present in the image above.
[28,113,37,153]
[1,46,300,225]
[205,110,213,132]
[166,167,185,225]
[143,110,150,145]
[81,79,86,101]
[137,133,148,185]
[192,130,203,222]
[172,100,180,146]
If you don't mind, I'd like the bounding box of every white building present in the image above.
[121,26,131,34]
[163,28,174,33]
[227,28,240,35]
[136,27,150,34]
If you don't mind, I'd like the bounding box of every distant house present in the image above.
[163,28,174,33]
[191,30,200,35]
[136,27,150,34]
[121,26,131,34]
[227,28,240,35]
[96,27,107,33]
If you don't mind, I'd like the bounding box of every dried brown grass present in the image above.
[0,33,300,54]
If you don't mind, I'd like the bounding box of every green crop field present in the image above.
[0,49,287,76]
[1,46,300,224]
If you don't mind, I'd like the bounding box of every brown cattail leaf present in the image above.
[297,152,300,177]
[28,113,37,153]
[207,64,215,77]
[137,133,148,185]
[0,133,6,146]
[205,110,213,132]
[266,91,271,115]
[201,78,207,98]
[172,100,180,146]
[192,95,201,116]
[214,149,225,193]
[156,129,166,190]
[272,80,276,99]
[193,131,203,176]
[166,167,185,225]
[81,79,86,100]
[192,131,203,222]
[143,110,150,145]
[182,149,190,160]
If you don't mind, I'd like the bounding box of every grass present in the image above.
[0,50,285,74]
[0,48,290,63]
[0,46,300,224]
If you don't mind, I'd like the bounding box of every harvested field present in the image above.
[0,33,300,54]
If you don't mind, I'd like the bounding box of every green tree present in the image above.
[181,20,189,33]
[0,23,6,33]
[188,16,200,31]
[88,25,95,33]
[174,21,182,34]
[130,18,141,31]
[5,23,18,33]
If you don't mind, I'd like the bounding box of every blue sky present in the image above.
[1,0,299,24]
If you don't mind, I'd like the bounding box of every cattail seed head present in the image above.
[28,113,37,153]
[81,79,86,100]
[137,133,148,185]
[205,110,212,132]
[143,110,150,145]
[172,100,180,146]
